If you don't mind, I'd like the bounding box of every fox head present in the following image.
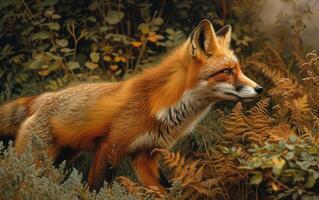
[183,19,262,101]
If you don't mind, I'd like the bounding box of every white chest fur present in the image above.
[128,85,213,152]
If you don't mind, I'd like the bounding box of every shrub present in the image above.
[0,138,136,200]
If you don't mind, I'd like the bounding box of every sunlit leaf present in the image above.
[44,9,55,17]
[110,64,118,71]
[250,172,263,185]
[272,157,286,176]
[85,61,98,70]
[138,23,150,34]
[56,39,68,47]
[32,32,52,41]
[51,14,61,19]
[90,52,100,63]
[67,61,80,70]
[147,32,159,43]
[131,41,143,47]
[105,10,124,25]
[153,17,163,26]
[45,22,61,31]
[103,55,112,62]
[271,181,281,191]
[87,16,97,23]
[102,45,113,53]
[114,56,126,63]
[61,48,73,53]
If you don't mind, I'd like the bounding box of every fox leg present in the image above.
[132,151,166,193]
[15,115,63,168]
[88,141,117,191]
[15,115,55,155]
[54,146,81,167]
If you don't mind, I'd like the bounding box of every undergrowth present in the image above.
[0,138,136,200]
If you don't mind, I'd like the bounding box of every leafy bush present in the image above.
[234,136,319,200]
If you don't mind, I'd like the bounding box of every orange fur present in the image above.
[132,152,164,192]
[0,20,262,192]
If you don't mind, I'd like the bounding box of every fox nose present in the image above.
[255,86,263,94]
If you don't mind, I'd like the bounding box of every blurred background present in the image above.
[260,0,319,49]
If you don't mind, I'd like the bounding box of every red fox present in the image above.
[0,20,262,192]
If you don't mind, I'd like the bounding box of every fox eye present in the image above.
[221,68,232,75]
[206,68,233,80]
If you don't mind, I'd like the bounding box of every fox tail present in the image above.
[0,97,35,138]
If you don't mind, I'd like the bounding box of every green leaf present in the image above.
[309,146,318,155]
[272,157,286,176]
[32,32,52,41]
[48,62,59,71]
[67,61,80,70]
[251,158,263,168]
[105,10,124,25]
[45,22,61,31]
[52,14,61,19]
[44,9,55,17]
[85,61,98,70]
[278,140,286,149]
[61,48,73,53]
[250,172,263,185]
[56,39,68,47]
[87,16,97,22]
[138,23,150,34]
[153,17,164,26]
[289,135,297,143]
[285,152,294,160]
[305,174,316,189]
[90,52,100,63]
[166,28,175,35]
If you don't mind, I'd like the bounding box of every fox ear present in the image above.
[216,25,232,48]
[189,19,218,57]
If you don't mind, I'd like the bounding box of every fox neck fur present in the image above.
[123,43,214,151]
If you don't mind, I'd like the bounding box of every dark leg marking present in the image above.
[159,170,172,188]
[54,146,80,167]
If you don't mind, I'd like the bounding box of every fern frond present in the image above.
[117,176,144,199]
[156,149,219,199]
[247,98,271,116]
[153,148,185,171]
[247,98,274,132]
[268,124,295,142]
[222,102,249,136]
[293,94,310,112]
[144,186,165,200]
